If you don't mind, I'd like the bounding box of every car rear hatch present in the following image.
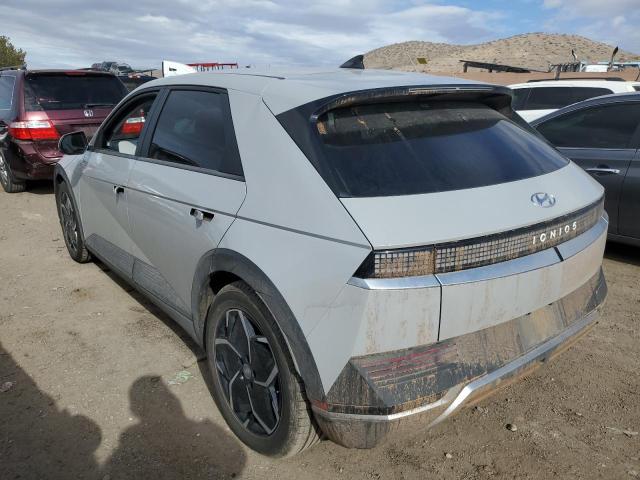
[22,71,127,159]
[277,85,606,339]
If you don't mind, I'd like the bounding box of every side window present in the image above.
[570,87,612,103]
[148,90,243,177]
[537,103,640,149]
[522,86,613,111]
[525,87,572,110]
[511,89,529,110]
[101,94,156,155]
[0,76,16,110]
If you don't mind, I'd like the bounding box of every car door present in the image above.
[535,101,640,234]
[618,135,640,239]
[79,91,160,276]
[125,87,246,322]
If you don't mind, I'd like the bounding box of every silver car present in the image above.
[54,69,608,456]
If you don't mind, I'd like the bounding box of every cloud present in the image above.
[542,0,640,53]
[0,0,504,69]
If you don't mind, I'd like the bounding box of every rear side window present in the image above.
[24,74,127,111]
[536,103,640,149]
[511,89,529,110]
[148,90,243,177]
[0,75,16,110]
[517,86,612,111]
[279,100,568,197]
[101,95,157,156]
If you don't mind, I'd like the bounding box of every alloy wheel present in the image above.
[214,308,281,436]
[59,191,79,255]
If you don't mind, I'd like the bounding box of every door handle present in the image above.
[585,167,620,175]
[113,185,125,195]
[190,208,214,222]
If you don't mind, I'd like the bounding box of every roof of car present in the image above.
[142,68,495,114]
[531,91,640,126]
[509,79,639,91]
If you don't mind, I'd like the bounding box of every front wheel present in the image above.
[205,281,320,457]
[55,181,91,263]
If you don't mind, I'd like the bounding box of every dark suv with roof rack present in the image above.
[0,69,127,192]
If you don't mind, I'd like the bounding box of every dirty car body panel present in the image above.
[56,68,607,451]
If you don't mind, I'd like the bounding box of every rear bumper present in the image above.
[4,143,59,180]
[312,266,606,448]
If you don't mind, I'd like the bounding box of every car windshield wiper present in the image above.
[84,103,114,108]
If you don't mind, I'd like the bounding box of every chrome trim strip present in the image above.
[312,392,453,423]
[428,308,598,427]
[347,274,440,290]
[556,216,608,261]
[314,308,598,424]
[435,247,560,286]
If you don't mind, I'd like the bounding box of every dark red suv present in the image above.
[0,69,127,192]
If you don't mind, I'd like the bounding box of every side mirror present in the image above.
[59,131,88,155]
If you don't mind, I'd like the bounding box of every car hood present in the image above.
[339,162,603,249]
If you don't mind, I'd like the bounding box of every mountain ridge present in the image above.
[364,33,640,72]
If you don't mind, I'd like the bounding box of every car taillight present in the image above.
[9,120,60,141]
[354,246,436,279]
[121,117,145,135]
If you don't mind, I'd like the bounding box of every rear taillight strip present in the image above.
[355,197,604,279]
[9,120,60,141]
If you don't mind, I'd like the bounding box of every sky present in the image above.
[1,0,639,69]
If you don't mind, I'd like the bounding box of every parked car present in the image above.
[54,69,607,456]
[0,69,127,192]
[509,79,640,122]
[119,74,155,92]
[532,92,640,246]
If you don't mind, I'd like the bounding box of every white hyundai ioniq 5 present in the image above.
[54,68,607,456]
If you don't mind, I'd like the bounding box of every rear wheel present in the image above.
[55,181,91,263]
[0,151,26,193]
[206,281,320,457]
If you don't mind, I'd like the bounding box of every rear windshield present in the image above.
[279,100,568,197]
[24,74,126,111]
[514,86,612,111]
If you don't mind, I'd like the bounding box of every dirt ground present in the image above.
[1,183,639,480]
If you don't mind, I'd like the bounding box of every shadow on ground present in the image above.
[95,261,205,359]
[605,241,640,267]
[0,342,246,480]
[23,181,54,195]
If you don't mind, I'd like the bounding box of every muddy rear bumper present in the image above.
[312,268,607,448]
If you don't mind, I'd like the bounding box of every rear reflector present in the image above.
[9,120,60,141]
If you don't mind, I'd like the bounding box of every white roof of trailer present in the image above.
[143,68,493,114]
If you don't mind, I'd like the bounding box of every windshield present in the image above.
[24,74,126,111]
[279,99,568,197]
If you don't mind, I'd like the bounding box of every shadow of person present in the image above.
[0,341,102,480]
[101,376,246,479]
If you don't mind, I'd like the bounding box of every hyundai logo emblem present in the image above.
[531,192,556,208]
[83,109,94,118]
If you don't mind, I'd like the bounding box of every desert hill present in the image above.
[364,33,640,72]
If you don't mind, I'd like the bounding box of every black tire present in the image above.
[205,281,320,457]
[55,181,91,263]
[0,151,26,193]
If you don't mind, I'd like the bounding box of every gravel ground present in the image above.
[1,183,639,480]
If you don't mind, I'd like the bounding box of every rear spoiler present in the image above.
[311,84,514,120]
